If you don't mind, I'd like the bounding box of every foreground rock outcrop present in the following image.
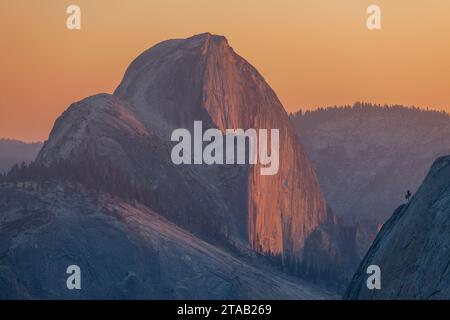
[344,156,450,299]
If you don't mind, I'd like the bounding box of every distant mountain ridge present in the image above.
[0,139,43,174]
[291,103,450,224]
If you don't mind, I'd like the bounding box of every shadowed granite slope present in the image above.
[344,156,450,299]
[0,183,334,299]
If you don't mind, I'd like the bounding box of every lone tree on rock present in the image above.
[405,190,412,202]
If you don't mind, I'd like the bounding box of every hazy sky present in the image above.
[1,0,449,141]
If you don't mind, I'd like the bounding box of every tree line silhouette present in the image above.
[291,102,450,119]
[0,157,229,251]
[0,158,155,205]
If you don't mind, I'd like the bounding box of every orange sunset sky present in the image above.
[1,0,449,142]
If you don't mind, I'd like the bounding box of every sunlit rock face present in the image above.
[37,33,356,282]
[200,34,329,259]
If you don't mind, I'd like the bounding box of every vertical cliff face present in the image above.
[37,33,354,281]
[202,35,329,258]
[345,155,450,299]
